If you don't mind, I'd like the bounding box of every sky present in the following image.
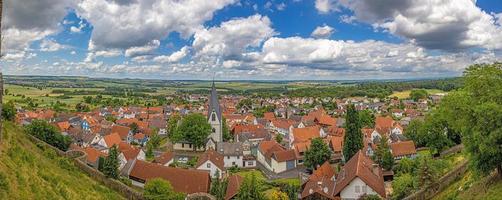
[1,0,502,80]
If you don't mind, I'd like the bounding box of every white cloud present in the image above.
[192,14,276,60]
[76,0,236,51]
[311,25,335,38]
[71,51,77,55]
[40,39,66,52]
[315,0,338,14]
[333,0,502,50]
[276,3,286,11]
[124,40,160,57]
[153,46,190,63]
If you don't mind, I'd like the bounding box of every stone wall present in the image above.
[403,160,469,200]
[26,133,144,200]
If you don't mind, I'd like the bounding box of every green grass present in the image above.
[234,169,300,199]
[389,89,445,99]
[0,122,124,200]
[434,170,502,200]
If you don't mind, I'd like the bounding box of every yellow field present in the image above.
[389,89,445,99]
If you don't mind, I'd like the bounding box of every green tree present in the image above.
[343,104,363,161]
[417,156,437,186]
[373,135,394,171]
[75,102,90,112]
[144,178,185,200]
[1,101,16,121]
[236,173,264,200]
[129,122,139,134]
[358,109,375,128]
[167,114,181,138]
[268,190,288,200]
[304,138,332,170]
[222,117,232,142]
[275,134,283,144]
[177,113,212,151]
[420,112,453,155]
[25,120,71,151]
[440,63,502,176]
[145,143,154,161]
[404,119,425,147]
[409,89,428,101]
[391,173,416,200]
[237,99,252,110]
[394,157,416,175]
[210,172,227,200]
[102,145,119,179]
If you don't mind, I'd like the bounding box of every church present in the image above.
[205,81,223,150]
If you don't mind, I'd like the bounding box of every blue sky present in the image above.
[2,0,502,80]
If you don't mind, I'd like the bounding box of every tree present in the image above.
[417,156,437,186]
[129,122,139,134]
[167,114,180,137]
[210,172,227,200]
[343,104,363,161]
[404,119,425,147]
[358,109,375,128]
[373,135,394,171]
[236,173,264,200]
[145,143,154,161]
[102,145,119,179]
[275,134,283,144]
[304,138,331,170]
[391,173,416,200]
[394,157,416,175]
[439,63,502,176]
[420,112,453,155]
[1,101,16,121]
[176,113,212,151]
[409,89,428,101]
[237,99,252,110]
[222,117,232,142]
[144,178,185,200]
[75,102,90,112]
[25,120,72,151]
[268,190,288,200]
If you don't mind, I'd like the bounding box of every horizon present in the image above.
[1,0,501,80]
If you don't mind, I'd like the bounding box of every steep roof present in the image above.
[84,147,107,163]
[224,174,244,200]
[129,160,210,194]
[263,112,275,121]
[104,133,121,147]
[330,136,344,152]
[111,125,130,140]
[207,81,222,121]
[333,151,386,198]
[292,126,321,142]
[118,142,141,161]
[259,140,296,162]
[196,149,225,170]
[154,151,175,165]
[390,141,417,157]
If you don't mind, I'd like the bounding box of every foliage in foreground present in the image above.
[144,178,185,200]
[24,119,72,151]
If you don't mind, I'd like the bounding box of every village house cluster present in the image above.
[14,82,441,199]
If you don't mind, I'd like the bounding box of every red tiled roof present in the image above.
[118,142,141,161]
[104,133,121,147]
[225,174,243,200]
[259,140,296,162]
[196,149,225,170]
[264,112,275,121]
[330,136,344,152]
[292,126,321,142]
[129,160,210,194]
[154,151,175,165]
[271,119,295,130]
[56,121,71,132]
[112,125,130,140]
[390,141,417,157]
[333,151,386,198]
[84,147,106,163]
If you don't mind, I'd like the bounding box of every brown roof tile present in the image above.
[390,141,417,157]
[196,149,225,170]
[225,174,243,200]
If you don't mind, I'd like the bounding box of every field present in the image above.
[0,122,124,199]
[389,89,445,99]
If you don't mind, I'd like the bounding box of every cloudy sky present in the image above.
[1,0,502,80]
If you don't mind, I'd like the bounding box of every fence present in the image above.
[403,160,469,200]
[26,133,144,200]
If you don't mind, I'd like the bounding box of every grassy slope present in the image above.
[389,89,445,99]
[0,122,124,200]
[434,170,502,200]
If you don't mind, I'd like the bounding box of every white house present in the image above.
[195,149,225,178]
[257,140,297,174]
[217,142,244,168]
[333,151,386,199]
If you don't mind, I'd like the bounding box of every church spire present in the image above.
[208,79,221,121]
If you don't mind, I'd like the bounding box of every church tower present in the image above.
[207,81,222,143]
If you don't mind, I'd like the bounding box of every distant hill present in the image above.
[0,122,124,199]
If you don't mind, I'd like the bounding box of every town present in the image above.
[4,76,464,200]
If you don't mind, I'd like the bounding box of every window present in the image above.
[248,161,253,165]
[212,128,216,133]
[232,162,236,166]
[362,186,367,193]
[237,156,240,159]
[227,156,230,159]
[212,113,216,121]
[355,186,360,193]
[207,163,211,168]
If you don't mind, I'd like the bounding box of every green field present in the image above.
[0,122,124,199]
[389,89,446,99]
